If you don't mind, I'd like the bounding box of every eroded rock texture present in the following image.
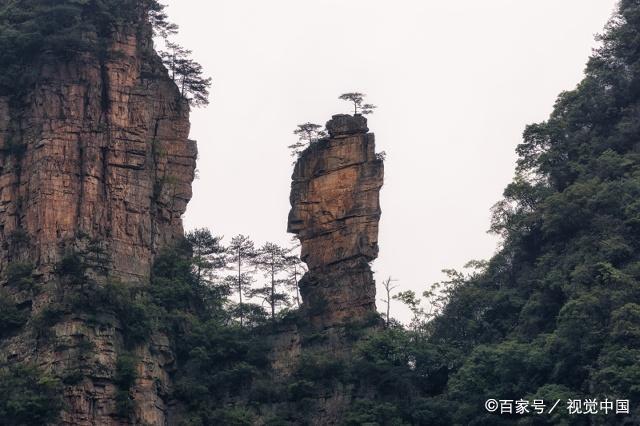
[0,21,196,426]
[288,114,383,328]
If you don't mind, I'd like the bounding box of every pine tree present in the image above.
[338,92,377,115]
[288,123,327,157]
[225,235,257,327]
[251,242,291,321]
[159,42,212,107]
[186,228,226,286]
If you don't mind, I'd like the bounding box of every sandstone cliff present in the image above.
[0,17,196,426]
[255,114,386,425]
[288,113,383,328]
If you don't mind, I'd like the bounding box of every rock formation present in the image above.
[0,19,196,426]
[288,114,384,328]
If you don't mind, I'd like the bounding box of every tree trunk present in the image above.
[238,248,243,327]
[294,266,300,306]
[386,286,390,327]
[271,265,275,321]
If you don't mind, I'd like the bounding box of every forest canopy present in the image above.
[0,0,210,105]
[378,0,640,422]
[2,0,640,424]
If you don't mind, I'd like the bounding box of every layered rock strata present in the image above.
[0,21,196,426]
[288,114,384,328]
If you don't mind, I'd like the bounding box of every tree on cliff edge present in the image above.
[339,92,377,115]
[160,42,212,107]
[288,122,328,157]
[0,0,185,96]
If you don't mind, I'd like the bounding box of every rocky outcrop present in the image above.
[0,32,195,283]
[259,127,384,424]
[0,19,196,426]
[288,114,384,328]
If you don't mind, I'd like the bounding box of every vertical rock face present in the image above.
[288,114,384,328]
[0,31,195,283]
[0,21,196,426]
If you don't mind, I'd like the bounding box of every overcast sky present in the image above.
[165,0,618,322]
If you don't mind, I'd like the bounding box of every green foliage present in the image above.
[289,123,327,157]
[171,319,270,421]
[186,228,226,286]
[31,303,65,340]
[225,234,258,327]
[0,0,169,96]
[55,252,87,282]
[6,6,640,424]
[0,291,28,338]
[251,242,293,321]
[342,312,383,341]
[18,233,272,423]
[159,42,212,107]
[62,368,85,386]
[367,2,640,423]
[50,245,151,346]
[6,261,35,291]
[207,407,254,426]
[241,3,640,423]
[591,303,640,403]
[151,242,200,309]
[8,233,270,422]
[114,353,138,417]
[286,378,315,401]
[447,340,551,421]
[338,92,376,115]
[343,400,408,426]
[295,353,348,387]
[0,365,63,425]
[30,252,150,347]
[0,0,210,107]
[129,237,271,423]
[93,283,154,348]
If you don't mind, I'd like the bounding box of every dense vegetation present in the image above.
[0,230,305,425]
[244,0,640,423]
[0,0,163,93]
[0,365,63,425]
[0,0,210,105]
[3,0,640,424]
[242,1,640,423]
[367,1,640,424]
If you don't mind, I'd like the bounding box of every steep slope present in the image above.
[275,3,640,425]
[414,1,640,423]
[5,1,639,425]
[0,2,196,425]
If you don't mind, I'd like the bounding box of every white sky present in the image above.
[166,0,618,322]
